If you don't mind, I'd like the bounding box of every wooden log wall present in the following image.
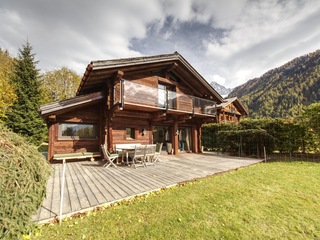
[49,105,102,160]
[110,110,152,149]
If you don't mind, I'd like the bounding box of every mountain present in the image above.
[228,49,320,118]
[210,81,233,97]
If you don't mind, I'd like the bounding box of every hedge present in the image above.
[0,124,52,239]
[202,118,313,157]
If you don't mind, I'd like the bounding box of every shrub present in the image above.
[0,124,52,239]
[202,118,312,157]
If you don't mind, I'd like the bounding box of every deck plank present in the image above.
[72,162,99,208]
[65,162,81,213]
[69,162,91,210]
[50,165,62,217]
[33,153,262,222]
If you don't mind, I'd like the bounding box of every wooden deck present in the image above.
[32,152,262,223]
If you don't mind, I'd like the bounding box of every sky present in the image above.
[1,0,320,89]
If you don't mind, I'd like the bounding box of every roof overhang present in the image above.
[77,52,224,103]
[40,91,104,118]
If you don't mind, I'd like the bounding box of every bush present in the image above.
[202,118,312,157]
[0,124,52,239]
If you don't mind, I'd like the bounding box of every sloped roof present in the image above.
[40,91,104,117]
[216,97,248,116]
[77,52,224,103]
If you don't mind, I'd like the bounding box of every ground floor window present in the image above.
[59,123,98,140]
[153,126,171,144]
[126,127,135,139]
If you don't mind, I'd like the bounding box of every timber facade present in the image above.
[216,97,248,123]
[40,52,246,161]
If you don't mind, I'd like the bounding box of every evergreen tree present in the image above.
[5,42,47,145]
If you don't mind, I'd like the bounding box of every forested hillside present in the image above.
[229,49,320,118]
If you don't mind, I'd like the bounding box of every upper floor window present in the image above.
[158,83,176,108]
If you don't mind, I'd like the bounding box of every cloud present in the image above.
[1,0,320,89]
[0,0,165,73]
[207,74,226,85]
[203,0,320,86]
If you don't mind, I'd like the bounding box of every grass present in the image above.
[33,161,320,239]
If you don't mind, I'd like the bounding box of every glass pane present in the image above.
[158,87,166,108]
[124,81,158,106]
[126,128,135,139]
[122,80,216,116]
[60,123,98,139]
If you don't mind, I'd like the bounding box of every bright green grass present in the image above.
[33,161,320,239]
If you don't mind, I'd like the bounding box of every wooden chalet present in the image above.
[216,97,248,123]
[40,52,227,161]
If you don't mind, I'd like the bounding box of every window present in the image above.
[158,83,176,109]
[126,128,135,139]
[59,123,98,140]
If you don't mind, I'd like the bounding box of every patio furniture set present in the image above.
[101,143,163,169]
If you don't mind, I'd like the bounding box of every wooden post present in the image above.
[47,122,55,161]
[198,124,202,153]
[173,120,178,155]
[192,125,197,153]
[108,125,113,153]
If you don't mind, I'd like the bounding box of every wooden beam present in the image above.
[171,68,205,97]
[115,70,124,79]
[192,125,198,153]
[48,122,55,161]
[177,114,192,122]
[164,63,178,78]
[172,119,179,155]
[198,124,202,153]
[151,111,167,121]
[48,115,56,122]
[112,110,153,119]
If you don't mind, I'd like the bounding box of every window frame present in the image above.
[126,127,135,140]
[58,122,99,140]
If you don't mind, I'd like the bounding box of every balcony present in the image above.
[118,80,217,117]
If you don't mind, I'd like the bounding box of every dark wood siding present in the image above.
[49,104,102,159]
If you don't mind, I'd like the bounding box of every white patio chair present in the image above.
[130,145,147,169]
[145,144,157,166]
[101,144,118,168]
[153,142,163,163]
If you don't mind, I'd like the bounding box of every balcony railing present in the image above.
[119,79,216,116]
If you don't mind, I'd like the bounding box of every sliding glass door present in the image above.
[178,127,192,152]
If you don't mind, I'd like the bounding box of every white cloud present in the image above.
[1,0,320,88]
[0,0,165,73]
[208,74,226,85]
[202,0,320,86]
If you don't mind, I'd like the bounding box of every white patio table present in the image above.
[120,147,136,165]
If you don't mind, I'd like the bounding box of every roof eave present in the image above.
[40,91,104,117]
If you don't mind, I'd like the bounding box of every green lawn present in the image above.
[33,161,320,239]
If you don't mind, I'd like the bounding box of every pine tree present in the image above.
[5,42,47,145]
